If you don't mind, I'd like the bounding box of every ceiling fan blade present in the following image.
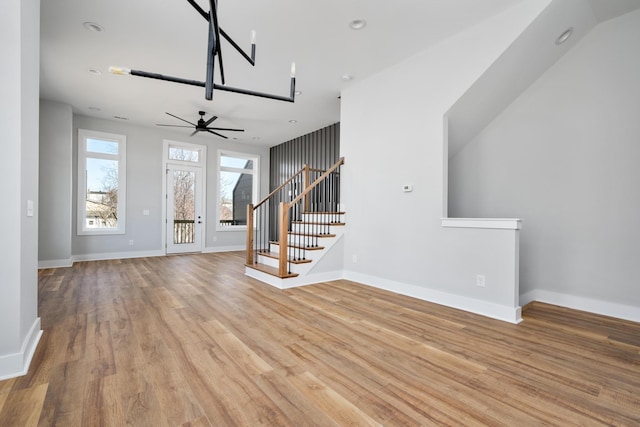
[207,129,228,139]
[166,112,196,126]
[203,115,218,127]
[156,124,194,128]
[207,127,244,132]
[190,129,200,137]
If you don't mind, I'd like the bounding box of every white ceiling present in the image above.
[40,0,526,146]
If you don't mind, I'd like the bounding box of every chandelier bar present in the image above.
[110,0,295,103]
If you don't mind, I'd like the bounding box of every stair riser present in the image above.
[285,235,327,247]
[300,213,344,222]
[269,243,322,256]
[257,254,314,269]
[291,223,343,234]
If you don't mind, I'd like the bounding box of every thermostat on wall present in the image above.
[403,184,413,192]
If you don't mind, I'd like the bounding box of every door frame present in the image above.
[162,140,207,254]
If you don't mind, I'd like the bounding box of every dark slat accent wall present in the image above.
[270,122,340,192]
[267,122,340,240]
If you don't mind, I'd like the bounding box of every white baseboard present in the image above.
[39,247,244,269]
[0,317,42,381]
[203,245,245,253]
[520,289,640,323]
[344,270,522,324]
[38,258,73,269]
[245,267,343,289]
[71,249,165,263]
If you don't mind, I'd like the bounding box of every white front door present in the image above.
[166,164,204,254]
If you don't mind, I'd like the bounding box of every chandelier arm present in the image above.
[186,0,209,21]
[127,69,295,103]
[213,77,296,103]
[205,5,218,100]
[130,69,205,87]
[219,28,256,66]
[184,0,255,66]
[210,0,226,85]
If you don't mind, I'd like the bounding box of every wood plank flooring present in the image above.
[1,251,639,426]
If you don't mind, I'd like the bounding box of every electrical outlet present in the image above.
[476,274,486,287]
[128,240,134,246]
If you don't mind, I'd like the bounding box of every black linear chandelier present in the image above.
[109,0,296,103]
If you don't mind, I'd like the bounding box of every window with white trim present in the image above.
[218,150,259,230]
[77,129,127,235]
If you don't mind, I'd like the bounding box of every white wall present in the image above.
[35,113,270,262]
[340,1,551,323]
[0,0,42,380]
[39,100,73,266]
[449,9,640,320]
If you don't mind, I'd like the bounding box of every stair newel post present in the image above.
[278,201,289,276]
[246,204,254,265]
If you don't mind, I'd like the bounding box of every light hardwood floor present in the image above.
[0,252,638,426]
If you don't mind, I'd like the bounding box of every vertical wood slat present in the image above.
[246,204,254,265]
[278,202,289,276]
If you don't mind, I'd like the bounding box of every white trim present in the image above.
[441,218,522,230]
[344,270,522,324]
[0,318,42,381]
[77,129,127,235]
[203,245,246,253]
[72,249,165,263]
[38,258,73,269]
[216,149,260,231]
[162,140,207,255]
[245,267,344,290]
[520,289,640,323]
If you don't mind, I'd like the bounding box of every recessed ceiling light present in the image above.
[88,106,101,111]
[83,22,104,32]
[555,27,573,45]
[341,74,354,82]
[349,19,367,30]
[88,68,102,75]
[113,115,128,120]
[289,119,297,124]
[252,136,260,141]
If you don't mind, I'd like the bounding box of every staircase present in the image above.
[245,158,345,289]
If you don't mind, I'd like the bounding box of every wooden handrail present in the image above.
[254,167,306,210]
[288,157,344,208]
[246,157,344,277]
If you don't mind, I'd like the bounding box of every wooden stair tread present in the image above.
[292,221,345,226]
[288,231,336,238]
[245,263,299,278]
[257,251,312,264]
[303,211,346,215]
[270,241,325,251]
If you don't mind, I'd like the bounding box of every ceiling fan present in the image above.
[157,111,245,139]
